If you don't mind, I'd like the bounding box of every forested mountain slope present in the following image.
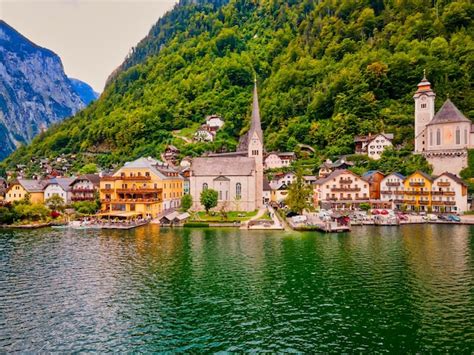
[3,0,473,169]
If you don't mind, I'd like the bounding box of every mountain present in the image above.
[0,20,92,160]
[2,0,473,172]
[69,78,99,105]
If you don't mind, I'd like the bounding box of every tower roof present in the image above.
[427,99,470,126]
[238,79,263,151]
[414,71,435,97]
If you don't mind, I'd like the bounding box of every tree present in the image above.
[359,202,371,211]
[78,163,98,174]
[45,195,65,212]
[285,170,313,214]
[72,201,99,215]
[200,188,218,214]
[181,194,193,211]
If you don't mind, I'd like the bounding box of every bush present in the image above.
[181,194,193,211]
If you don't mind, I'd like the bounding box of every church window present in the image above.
[429,130,433,146]
[456,127,461,145]
[203,183,208,191]
[465,129,468,144]
[436,129,441,145]
[421,103,427,109]
[236,183,242,199]
[219,191,222,200]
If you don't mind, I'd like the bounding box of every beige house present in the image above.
[354,133,394,160]
[190,81,264,212]
[414,74,473,175]
[313,170,370,210]
[380,173,405,210]
[431,172,468,213]
[264,152,295,170]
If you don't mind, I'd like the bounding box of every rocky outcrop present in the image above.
[0,20,93,160]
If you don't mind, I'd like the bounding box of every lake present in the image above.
[0,225,473,352]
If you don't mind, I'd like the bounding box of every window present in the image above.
[436,128,441,145]
[203,183,208,190]
[219,191,222,200]
[421,103,427,109]
[456,127,461,145]
[429,130,433,146]
[236,183,242,199]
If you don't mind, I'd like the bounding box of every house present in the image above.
[271,182,289,204]
[270,172,296,188]
[264,152,296,170]
[403,171,433,212]
[5,179,45,204]
[362,171,385,200]
[69,174,100,202]
[180,157,192,168]
[180,167,191,195]
[43,178,75,204]
[313,170,370,210]
[414,73,473,175]
[0,178,7,202]
[99,157,183,218]
[431,172,468,213]
[164,145,180,165]
[159,211,190,226]
[205,115,224,131]
[380,173,406,210]
[318,158,354,178]
[263,178,271,205]
[189,80,264,212]
[354,133,394,160]
[194,127,215,142]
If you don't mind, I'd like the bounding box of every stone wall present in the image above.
[424,150,467,175]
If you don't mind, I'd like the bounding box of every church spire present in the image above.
[249,77,263,143]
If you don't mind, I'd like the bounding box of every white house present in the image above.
[367,134,394,160]
[264,152,296,170]
[380,173,405,210]
[194,128,215,142]
[205,115,225,131]
[313,170,370,210]
[270,172,296,189]
[43,177,75,204]
[432,172,468,213]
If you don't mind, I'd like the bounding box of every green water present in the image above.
[0,225,473,352]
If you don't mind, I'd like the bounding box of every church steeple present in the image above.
[249,77,263,144]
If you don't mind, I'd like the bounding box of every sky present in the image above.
[0,0,177,92]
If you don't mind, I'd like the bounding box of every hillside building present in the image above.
[5,179,45,204]
[69,174,100,202]
[354,133,394,160]
[414,74,473,175]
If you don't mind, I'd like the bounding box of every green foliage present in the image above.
[72,200,100,215]
[181,194,193,211]
[0,206,16,224]
[359,202,371,211]
[460,149,474,179]
[78,163,98,174]
[45,195,65,212]
[2,0,473,170]
[13,203,50,222]
[285,169,313,214]
[200,188,218,213]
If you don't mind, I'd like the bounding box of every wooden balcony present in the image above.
[386,182,400,187]
[437,182,451,187]
[445,201,456,206]
[409,182,425,187]
[101,175,151,181]
[419,200,430,205]
[405,191,429,196]
[116,188,162,194]
[444,191,455,196]
[100,188,114,193]
[101,198,161,204]
[404,200,416,204]
[339,178,353,184]
[381,191,392,195]
[331,187,361,192]
[71,188,95,193]
[431,201,443,206]
[394,199,404,204]
[71,196,94,201]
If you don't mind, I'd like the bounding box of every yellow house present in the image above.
[403,171,433,212]
[100,157,183,218]
[5,179,45,204]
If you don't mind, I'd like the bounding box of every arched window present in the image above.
[465,129,468,145]
[436,128,441,145]
[456,127,461,145]
[236,183,242,199]
[203,183,208,191]
[429,129,433,146]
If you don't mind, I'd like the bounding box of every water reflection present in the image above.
[0,226,473,352]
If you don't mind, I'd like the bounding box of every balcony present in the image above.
[404,200,416,204]
[101,198,162,204]
[355,197,368,200]
[431,201,443,206]
[386,182,400,187]
[437,182,451,187]
[71,188,95,193]
[101,175,152,181]
[100,188,114,193]
[71,196,94,201]
[409,182,425,187]
[381,191,392,195]
[116,188,162,194]
[331,187,361,192]
[445,201,456,206]
[339,178,353,184]
[444,191,455,196]
[394,199,404,204]
[419,200,429,205]
[406,191,429,196]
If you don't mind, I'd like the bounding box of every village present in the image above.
[0,75,473,231]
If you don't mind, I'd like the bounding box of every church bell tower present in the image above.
[247,78,264,208]
[413,70,436,152]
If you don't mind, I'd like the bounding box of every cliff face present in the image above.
[0,20,89,160]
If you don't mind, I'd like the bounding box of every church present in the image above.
[189,80,264,212]
[414,73,473,175]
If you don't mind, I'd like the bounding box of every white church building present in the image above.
[414,73,473,175]
[189,80,264,212]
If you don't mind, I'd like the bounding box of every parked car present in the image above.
[447,215,461,222]
[438,215,449,221]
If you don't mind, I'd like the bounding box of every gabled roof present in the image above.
[118,157,183,180]
[435,172,467,187]
[406,170,433,182]
[383,172,405,181]
[314,169,367,185]
[191,156,256,176]
[70,174,100,187]
[16,179,45,192]
[362,170,385,181]
[263,178,271,191]
[427,99,471,126]
[44,178,75,191]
